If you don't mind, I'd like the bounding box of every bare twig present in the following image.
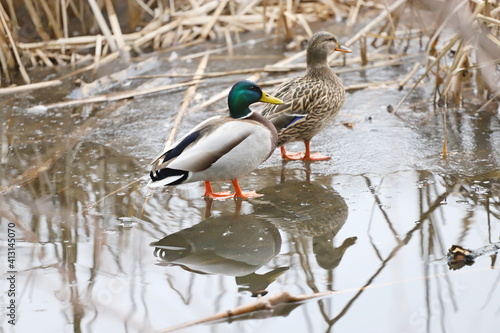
[40,0,63,39]
[0,32,12,82]
[132,18,182,49]
[85,178,144,211]
[93,34,103,73]
[179,36,270,60]
[200,0,230,40]
[393,34,460,113]
[60,0,68,53]
[164,54,209,148]
[0,79,62,95]
[23,0,50,41]
[88,0,118,52]
[476,13,500,27]
[441,106,448,156]
[28,80,201,111]
[129,67,265,80]
[476,89,500,112]
[57,49,125,80]
[157,266,496,332]
[0,3,30,84]
[105,0,129,61]
[398,62,421,90]
[345,80,399,91]
[157,291,333,333]
[35,48,54,67]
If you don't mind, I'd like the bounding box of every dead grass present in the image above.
[0,0,499,109]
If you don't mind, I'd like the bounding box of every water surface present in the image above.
[1,33,499,333]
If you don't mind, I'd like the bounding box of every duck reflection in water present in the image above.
[151,179,356,298]
[254,180,357,272]
[151,214,288,297]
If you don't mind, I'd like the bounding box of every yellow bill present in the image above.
[260,91,283,104]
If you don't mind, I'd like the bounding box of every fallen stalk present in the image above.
[265,52,420,71]
[157,266,497,332]
[28,80,202,111]
[128,67,265,80]
[157,290,334,333]
[164,54,209,148]
[0,79,62,95]
[398,62,421,91]
[392,34,460,113]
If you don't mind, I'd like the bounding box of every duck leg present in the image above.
[280,141,331,161]
[203,181,233,199]
[303,140,331,161]
[231,179,263,198]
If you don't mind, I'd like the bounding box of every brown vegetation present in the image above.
[0,0,499,110]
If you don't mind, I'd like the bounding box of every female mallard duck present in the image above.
[149,80,283,199]
[261,31,351,161]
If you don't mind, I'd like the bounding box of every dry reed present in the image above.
[0,0,341,85]
[0,0,498,111]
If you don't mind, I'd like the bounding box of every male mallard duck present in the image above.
[261,31,351,161]
[149,80,283,198]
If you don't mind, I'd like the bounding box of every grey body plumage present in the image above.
[149,80,283,198]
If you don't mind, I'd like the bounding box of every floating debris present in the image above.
[445,242,500,270]
[447,244,475,270]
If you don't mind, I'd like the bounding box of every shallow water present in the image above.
[1,33,499,333]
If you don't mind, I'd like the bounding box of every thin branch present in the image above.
[392,34,460,113]
[28,80,201,111]
[157,266,496,333]
[128,67,265,80]
[0,79,62,95]
[87,0,118,51]
[0,3,30,84]
[105,0,129,60]
[164,54,209,148]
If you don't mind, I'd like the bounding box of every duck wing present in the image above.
[261,77,313,130]
[149,117,254,187]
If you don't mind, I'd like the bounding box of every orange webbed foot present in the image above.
[234,190,264,199]
[204,191,234,199]
[281,152,305,160]
[280,142,331,161]
[303,152,331,161]
[280,146,304,160]
[203,181,233,199]
[231,179,263,199]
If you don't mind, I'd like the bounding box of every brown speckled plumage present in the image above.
[261,31,350,159]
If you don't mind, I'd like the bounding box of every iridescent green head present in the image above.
[227,80,283,119]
